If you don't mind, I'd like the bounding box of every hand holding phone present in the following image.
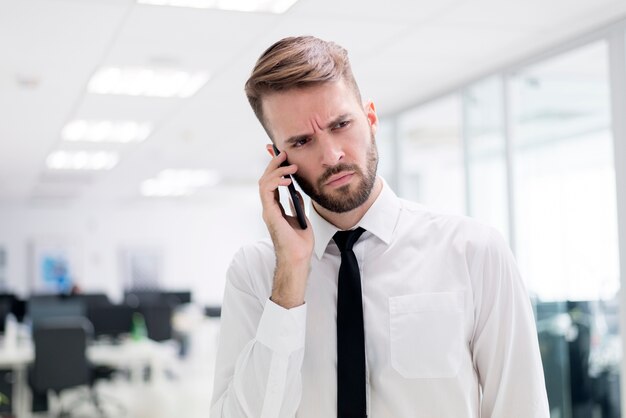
[273,145,307,229]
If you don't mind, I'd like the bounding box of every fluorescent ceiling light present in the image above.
[137,0,298,13]
[62,120,153,143]
[87,67,209,98]
[140,169,220,197]
[46,151,119,171]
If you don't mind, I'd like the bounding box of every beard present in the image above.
[292,133,378,213]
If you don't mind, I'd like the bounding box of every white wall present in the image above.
[0,185,267,305]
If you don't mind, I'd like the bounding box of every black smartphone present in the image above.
[273,144,307,229]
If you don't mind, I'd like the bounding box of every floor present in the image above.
[31,372,214,418]
[30,316,220,418]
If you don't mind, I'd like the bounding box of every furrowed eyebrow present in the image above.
[284,114,352,145]
[325,113,351,129]
[285,134,311,146]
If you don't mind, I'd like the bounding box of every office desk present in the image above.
[0,342,34,418]
[89,339,179,384]
[0,338,179,418]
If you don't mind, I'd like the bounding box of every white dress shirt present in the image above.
[211,180,550,417]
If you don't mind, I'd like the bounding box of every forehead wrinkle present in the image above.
[283,114,329,145]
[310,116,324,133]
[311,109,343,132]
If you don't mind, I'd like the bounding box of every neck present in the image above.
[312,177,383,230]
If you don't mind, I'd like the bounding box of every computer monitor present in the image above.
[11,298,26,322]
[27,299,85,327]
[204,305,222,318]
[29,294,61,304]
[140,304,173,342]
[123,291,161,308]
[86,305,134,339]
[0,297,13,333]
[161,291,191,306]
[0,293,26,323]
[124,290,191,307]
[69,293,111,309]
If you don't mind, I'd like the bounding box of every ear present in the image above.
[266,143,277,157]
[364,100,378,136]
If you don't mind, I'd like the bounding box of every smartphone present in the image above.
[273,144,307,229]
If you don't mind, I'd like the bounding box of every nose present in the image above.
[318,134,344,167]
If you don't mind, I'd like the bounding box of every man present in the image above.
[211,36,549,417]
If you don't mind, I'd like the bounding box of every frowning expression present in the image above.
[262,78,379,213]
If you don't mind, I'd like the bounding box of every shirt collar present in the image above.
[309,178,402,259]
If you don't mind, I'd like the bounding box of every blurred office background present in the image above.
[1,0,626,417]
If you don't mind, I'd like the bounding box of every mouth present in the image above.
[325,172,355,188]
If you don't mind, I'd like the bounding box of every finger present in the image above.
[258,162,294,205]
[279,177,292,186]
[262,149,289,176]
[274,164,298,178]
[261,184,285,225]
[259,174,292,203]
[274,188,286,218]
[259,174,293,218]
[260,160,297,193]
[259,150,298,223]
[259,163,292,189]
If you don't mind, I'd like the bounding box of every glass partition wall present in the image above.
[463,76,510,241]
[382,26,626,418]
[511,40,621,418]
[397,95,466,215]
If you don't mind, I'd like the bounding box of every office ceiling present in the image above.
[0,0,624,207]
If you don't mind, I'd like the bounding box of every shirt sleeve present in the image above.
[210,248,307,418]
[470,228,550,418]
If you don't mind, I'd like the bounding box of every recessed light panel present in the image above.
[87,67,209,98]
[46,151,119,171]
[62,120,153,143]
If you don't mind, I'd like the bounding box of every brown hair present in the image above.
[244,36,362,137]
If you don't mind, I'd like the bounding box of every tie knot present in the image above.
[333,227,366,252]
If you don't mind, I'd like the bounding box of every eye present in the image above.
[293,137,310,148]
[333,120,350,130]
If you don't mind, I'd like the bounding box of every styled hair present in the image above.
[244,36,362,137]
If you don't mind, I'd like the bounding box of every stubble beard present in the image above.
[292,133,378,214]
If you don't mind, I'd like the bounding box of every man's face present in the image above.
[262,79,379,213]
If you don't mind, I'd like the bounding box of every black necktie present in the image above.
[333,227,367,418]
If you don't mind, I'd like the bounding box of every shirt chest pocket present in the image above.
[389,291,465,379]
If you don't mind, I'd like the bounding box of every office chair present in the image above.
[162,291,191,306]
[0,297,12,333]
[27,298,85,328]
[29,316,123,417]
[87,304,134,340]
[29,294,61,303]
[124,290,191,308]
[124,290,161,308]
[69,293,112,309]
[0,293,27,328]
[140,303,173,342]
[204,305,222,318]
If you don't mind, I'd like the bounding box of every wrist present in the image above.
[271,260,310,309]
[270,294,304,309]
[275,247,313,267]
